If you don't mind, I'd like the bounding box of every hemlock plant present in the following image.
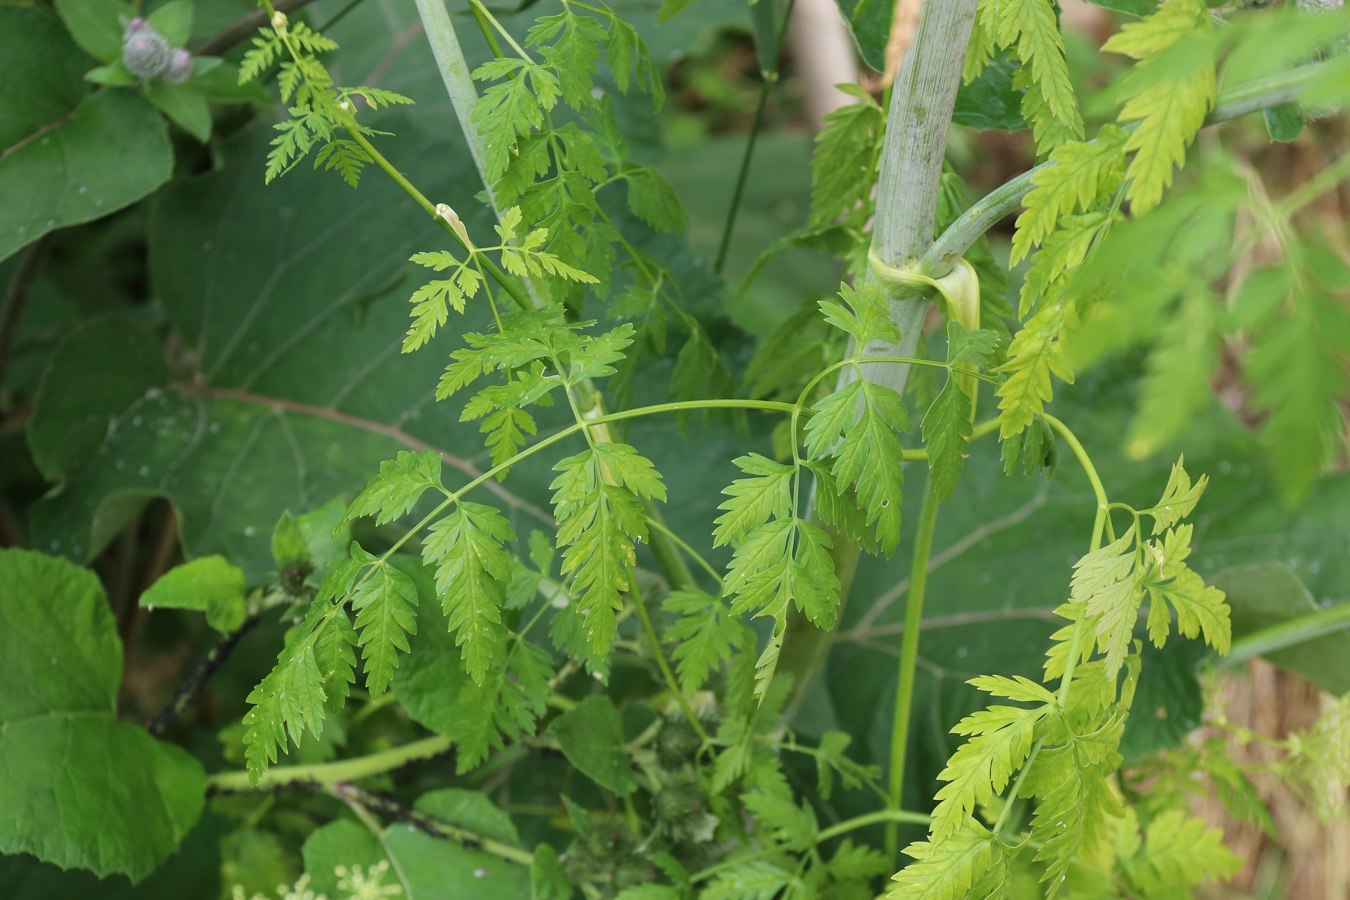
[2,0,1350,897]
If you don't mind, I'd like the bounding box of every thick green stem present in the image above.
[884,480,942,862]
[777,0,978,730]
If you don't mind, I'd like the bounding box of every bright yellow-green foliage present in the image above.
[899,459,1234,896]
[969,0,1083,153]
[1103,0,1217,213]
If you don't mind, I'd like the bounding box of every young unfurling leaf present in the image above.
[1071,532,1143,679]
[1140,457,1206,534]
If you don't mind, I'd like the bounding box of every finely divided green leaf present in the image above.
[347,449,444,525]
[422,501,516,684]
[663,588,744,693]
[350,561,419,697]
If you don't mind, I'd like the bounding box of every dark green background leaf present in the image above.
[954,56,1027,132]
[302,806,531,900]
[547,696,637,795]
[0,8,173,262]
[832,0,891,73]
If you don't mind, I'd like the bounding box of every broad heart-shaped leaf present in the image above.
[302,808,530,900]
[546,695,637,795]
[0,549,205,881]
[25,113,520,583]
[1212,562,1350,695]
[0,8,173,262]
[822,381,1350,821]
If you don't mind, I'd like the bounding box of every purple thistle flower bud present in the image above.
[122,19,172,80]
[163,48,192,85]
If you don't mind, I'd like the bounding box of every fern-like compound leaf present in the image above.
[890,819,1008,900]
[930,704,1050,843]
[712,454,796,549]
[551,445,663,655]
[1011,126,1128,265]
[423,502,516,685]
[1103,0,1216,213]
[349,557,418,698]
[805,378,908,554]
[810,85,884,225]
[979,0,1083,153]
[663,588,745,693]
[346,449,444,525]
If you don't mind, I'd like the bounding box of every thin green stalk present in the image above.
[1040,414,1109,710]
[713,80,771,275]
[1279,149,1350,218]
[820,808,931,840]
[1219,601,1350,668]
[470,1,506,58]
[208,735,453,791]
[467,0,532,59]
[339,788,415,896]
[712,0,797,275]
[342,129,533,311]
[923,59,1342,279]
[645,515,724,586]
[335,782,536,866]
[884,480,942,862]
[688,808,930,884]
[632,593,713,744]
[988,414,1110,839]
